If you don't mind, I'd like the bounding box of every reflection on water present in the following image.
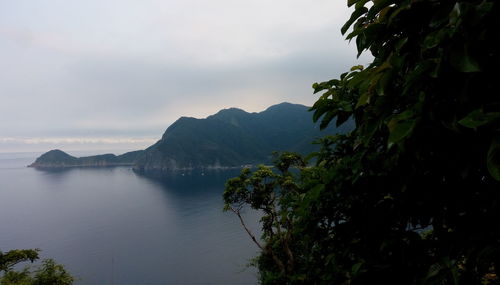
[138,169,242,193]
[0,158,259,285]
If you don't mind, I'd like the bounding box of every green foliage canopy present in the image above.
[0,250,74,285]
[224,0,500,284]
[0,250,39,273]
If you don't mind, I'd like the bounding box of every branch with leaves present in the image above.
[223,152,305,281]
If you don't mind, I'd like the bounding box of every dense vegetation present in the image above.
[29,149,143,168]
[134,102,349,172]
[224,0,500,284]
[0,249,74,284]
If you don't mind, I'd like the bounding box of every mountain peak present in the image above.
[210,107,248,118]
[263,102,308,113]
[42,149,75,159]
[134,101,338,173]
[28,149,77,167]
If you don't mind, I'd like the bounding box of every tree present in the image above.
[224,152,307,283]
[0,250,74,285]
[0,250,39,273]
[224,0,500,284]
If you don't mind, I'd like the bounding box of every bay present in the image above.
[0,153,260,284]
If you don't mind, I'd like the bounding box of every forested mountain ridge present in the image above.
[29,102,349,171]
[133,102,347,172]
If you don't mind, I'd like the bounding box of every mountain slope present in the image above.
[133,102,346,172]
[29,102,351,171]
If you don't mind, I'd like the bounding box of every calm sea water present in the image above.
[0,153,260,284]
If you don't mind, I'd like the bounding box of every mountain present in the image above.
[29,102,351,171]
[133,102,349,173]
[29,149,144,168]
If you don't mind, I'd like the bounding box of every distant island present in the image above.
[29,149,144,168]
[29,102,351,172]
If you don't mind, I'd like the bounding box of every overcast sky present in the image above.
[0,0,371,153]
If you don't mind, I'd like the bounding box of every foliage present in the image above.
[0,250,39,273]
[224,0,500,284]
[0,250,74,285]
[31,259,74,285]
[224,152,307,283]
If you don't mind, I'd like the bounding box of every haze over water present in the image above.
[0,153,260,284]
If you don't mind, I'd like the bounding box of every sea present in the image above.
[0,152,260,284]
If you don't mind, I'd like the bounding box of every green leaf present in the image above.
[487,137,500,181]
[387,112,416,145]
[320,111,336,130]
[393,110,414,121]
[455,55,480,73]
[311,98,333,123]
[425,262,443,280]
[423,29,449,50]
[367,0,394,19]
[388,3,411,25]
[458,109,500,128]
[354,0,369,10]
[395,37,408,51]
[346,27,363,41]
[356,91,370,108]
[348,69,368,89]
[341,7,368,35]
[347,0,359,7]
[450,45,480,73]
[351,262,363,276]
[356,32,368,57]
[449,3,462,26]
[312,82,330,94]
[336,112,351,127]
[402,60,433,95]
[388,120,415,144]
[340,71,349,80]
[474,1,493,22]
[375,72,391,96]
[350,65,364,71]
[309,184,324,200]
[338,100,353,112]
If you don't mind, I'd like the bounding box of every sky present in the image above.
[0,0,371,153]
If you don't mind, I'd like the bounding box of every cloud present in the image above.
[0,0,370,152]
[0,137,156,145]
[0,136,157,153]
